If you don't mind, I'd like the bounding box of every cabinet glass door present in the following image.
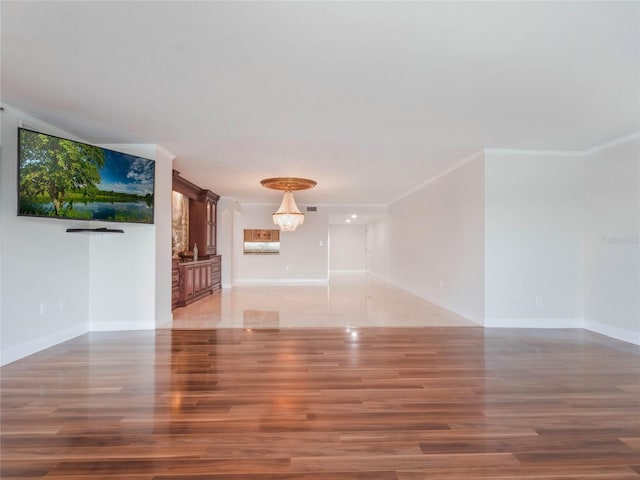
[206,202,211,246]
[206,199,216,254]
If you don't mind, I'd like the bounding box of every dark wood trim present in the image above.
[172,169,206,200]
[172,171,220,202]
[199,189,220,203]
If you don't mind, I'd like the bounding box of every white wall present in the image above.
[583,135,640,343]
[1,106,90,364]
[88,224,157,330]
[233,203,329,284]
[484,150,584,328]
[154,147,174,327]
[217,197,240,289]
[329,224,366,272]
[2,104,637,357]
[366,215,391,279]
[0,105,173,364]
[368,154,485,324]
[88,142,159,331]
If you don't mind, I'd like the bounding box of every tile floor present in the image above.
[169,273,477,329]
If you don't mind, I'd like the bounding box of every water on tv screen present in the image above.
[17,128,155,224]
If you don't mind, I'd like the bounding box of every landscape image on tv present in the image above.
[18,128,155,224]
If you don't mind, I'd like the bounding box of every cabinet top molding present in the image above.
[172,170,220,201]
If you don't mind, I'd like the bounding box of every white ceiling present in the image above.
[2,1,639,206]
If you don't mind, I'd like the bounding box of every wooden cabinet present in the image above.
[174,257,221,308]
[244,229,280,242]
[243,229,281,254]
[171,259,180,309]
[210,255,221,292]
[183,261,211,301]
[172,171,222,310]
[189,190,218,256]
[173,171,219,256]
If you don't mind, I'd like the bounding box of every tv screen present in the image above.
[17,128,155,224]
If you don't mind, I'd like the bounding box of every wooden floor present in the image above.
[1,327,639,479]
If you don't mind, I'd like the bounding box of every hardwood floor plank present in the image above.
[397,465,640,479]
[153,473,399,480]
[289,452,520,471]
[46,458,292,476]
[0,460,55,478]
[1,327,639,478]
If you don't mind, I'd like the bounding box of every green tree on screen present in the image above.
[19,131,105,215]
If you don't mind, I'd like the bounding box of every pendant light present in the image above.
[260,177,317,232]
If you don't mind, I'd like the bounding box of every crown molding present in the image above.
[3,103,86,142]
[483,148,581,156]
[156,145,177,161]
[583,132,640,155]
[390,150,484,205]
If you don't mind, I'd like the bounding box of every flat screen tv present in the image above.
[17,128,155,224]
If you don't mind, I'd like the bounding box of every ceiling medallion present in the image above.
[260,177,317,191]
[260,177,317,232]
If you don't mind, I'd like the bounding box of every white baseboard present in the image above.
[233,278,329,286]
[368,272,484,326]
[484,317,583,329]
[367,273,639,344]
[90,321,157,331]
[584,319,640,345]
[1,322,88,366]
[155,311,173,328]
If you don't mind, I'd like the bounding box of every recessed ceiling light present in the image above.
[351,214,358,218]
[346,219,351,223]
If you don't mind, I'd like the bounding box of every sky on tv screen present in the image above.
[99,150,155,196]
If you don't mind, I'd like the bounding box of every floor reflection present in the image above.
[243,309,280,329]
[170,273,476,329]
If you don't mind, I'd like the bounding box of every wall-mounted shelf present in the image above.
[66,227,124,233]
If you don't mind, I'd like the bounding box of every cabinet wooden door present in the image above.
[184,265,195,299]
[210,256,221,291]
[245,229,280,242]
[171,260,180,308]
[202,263,212,289]
[176,260,217,308]
[193,264,201,293]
